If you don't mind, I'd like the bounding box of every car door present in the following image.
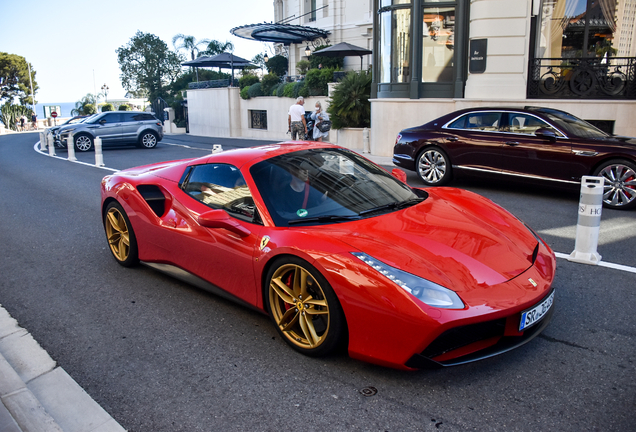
[151,163,263,306]
[119,112,140,143]
[496,112,576,182]
[443,111,509,172]
[94,112,123,143]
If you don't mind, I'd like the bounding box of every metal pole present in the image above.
[28,62,35,117]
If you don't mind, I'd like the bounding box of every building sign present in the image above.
[469,39,487,74]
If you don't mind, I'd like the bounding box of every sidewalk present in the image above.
[0,305,125,432]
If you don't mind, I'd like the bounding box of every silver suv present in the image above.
[54,111,164,151]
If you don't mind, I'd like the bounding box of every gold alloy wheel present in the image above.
[105,207,131,262]
[269,264,330,350]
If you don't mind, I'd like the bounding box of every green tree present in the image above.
[0,52,38,105]
[309,45,344,70]
[172,34,211,61]
[200,40,234,57]
[117,31,183,102]
[266,55,288,77]
[0,102,31,130]
[71,94,98,116]
[327,71,371,129]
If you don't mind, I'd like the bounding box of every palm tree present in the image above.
[200,40,234,57]
[172,34,211,61]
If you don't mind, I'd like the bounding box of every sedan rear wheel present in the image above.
[74,134,93,152]
[138,131,158,149]
[104,201,139,266]
[265,257,345,357]
[416,146,452,186]
[594,160,636,210]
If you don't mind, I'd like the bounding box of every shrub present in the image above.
[266,55,289,77]
[327,71,371,129]
[239,74,260,90]
[261,73,280,96]
[101,103,114,112]
[275,83,287,97]
[118,104,131,111]
[83,104,96,115]
[309,46,344,70]
[283,83,295,98]
[292,81,305,99]
[296,60,310,75]
[247,82,263,98]
[304,67,334,96]
[240,86,250,100]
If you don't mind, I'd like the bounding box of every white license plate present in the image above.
[519,291,554,331]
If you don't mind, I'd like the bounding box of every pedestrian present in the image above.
[19,115,26,131]
[311,101,329,142]
[31,112,37,130]
[287,96,307,140]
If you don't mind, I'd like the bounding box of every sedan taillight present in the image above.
[395,133,402,145]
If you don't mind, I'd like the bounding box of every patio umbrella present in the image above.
[182,53,255,84]
[312,42,372,70]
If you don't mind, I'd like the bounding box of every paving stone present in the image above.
[0,331,56,384]
[0,401,22,432]
[2,388,63,432]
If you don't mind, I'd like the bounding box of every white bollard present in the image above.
[568,176,604,265]
[66,134,77,161]
[363,127,370,153]
[47,133,56,156]
[94,137,105,167]
[212,144,223,154]
[39,131,47,151]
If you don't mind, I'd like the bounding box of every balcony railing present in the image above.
[527,57,636,100]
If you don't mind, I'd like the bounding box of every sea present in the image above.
[33,102,77,119]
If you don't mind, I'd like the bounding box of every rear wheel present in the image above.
[104,201,139,266]
[416,146,452,186]
[265,257,345,357]
[593,160,636,210]
[138,131,158,149]
[74,134,93,152]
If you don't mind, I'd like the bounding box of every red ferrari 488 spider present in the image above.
[101,142,556,369]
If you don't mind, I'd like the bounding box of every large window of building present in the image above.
[374,0,467,99]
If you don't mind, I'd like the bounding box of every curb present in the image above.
[0,306,126,432]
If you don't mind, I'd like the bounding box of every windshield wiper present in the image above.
[288,215,361,225]
[358,198,424,216]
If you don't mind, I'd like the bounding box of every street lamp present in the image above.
[101,84,109,102]
[305,45,311,57]
[264,53,269,63]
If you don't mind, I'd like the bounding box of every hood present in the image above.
[337,188,538,294]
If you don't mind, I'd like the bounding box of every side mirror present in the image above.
[99,119,107,125]
[198,209,250,237]
[391,168,408,183]
[535,128,557,141]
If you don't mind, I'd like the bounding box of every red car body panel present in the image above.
[101,142,556,369]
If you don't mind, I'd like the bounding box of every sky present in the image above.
[0,0,274,104]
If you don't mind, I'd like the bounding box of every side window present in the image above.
[507,114,559,136]
[447,113,501,131]
[132,113,155,121]
[102,113,122,124]
[182,164,258,223]
[120,113,137,123]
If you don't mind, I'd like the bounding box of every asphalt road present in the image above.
[0,132,634,431]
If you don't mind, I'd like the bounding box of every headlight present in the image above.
[351,252,465,309]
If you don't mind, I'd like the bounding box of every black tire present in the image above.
[103,201,139,267]
[138,131,158,149]
[593,159,636,210]
[74,134,94,152]
[265,256,346,357]
[416,146,452,186]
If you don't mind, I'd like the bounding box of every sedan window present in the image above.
[448,112,502,132]
[182,164,258,223]
[506,114,561,136]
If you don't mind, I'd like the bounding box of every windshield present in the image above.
[85,113,105,124]
[533,108,609,139]
[250,148,425,226]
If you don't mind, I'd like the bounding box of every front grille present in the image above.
[421,318,506,359]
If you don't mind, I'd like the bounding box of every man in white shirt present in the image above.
[288,97,307,140]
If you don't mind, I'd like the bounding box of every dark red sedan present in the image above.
[392,107,636,209]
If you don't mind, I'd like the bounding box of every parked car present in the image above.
[49,115,90,148]
[54,111,163,152]
[101,142,555,369]
[393,107,636,209]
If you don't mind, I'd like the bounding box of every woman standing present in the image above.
[310,101,329,142]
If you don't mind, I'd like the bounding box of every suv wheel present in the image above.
[74,134,94,152]
[138,131,158,149]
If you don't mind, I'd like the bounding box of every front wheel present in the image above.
[103,201,139,266]
[138,131,158,149]
[416,146,452,186]
[265,257,346,357]
[593,160,636,210]
[74,134,93,152]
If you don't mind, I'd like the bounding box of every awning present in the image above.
[182,53,254,69]
[231,23,330,45]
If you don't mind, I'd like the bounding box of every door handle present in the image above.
[447,137,458,142]
[505,141,520,146]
